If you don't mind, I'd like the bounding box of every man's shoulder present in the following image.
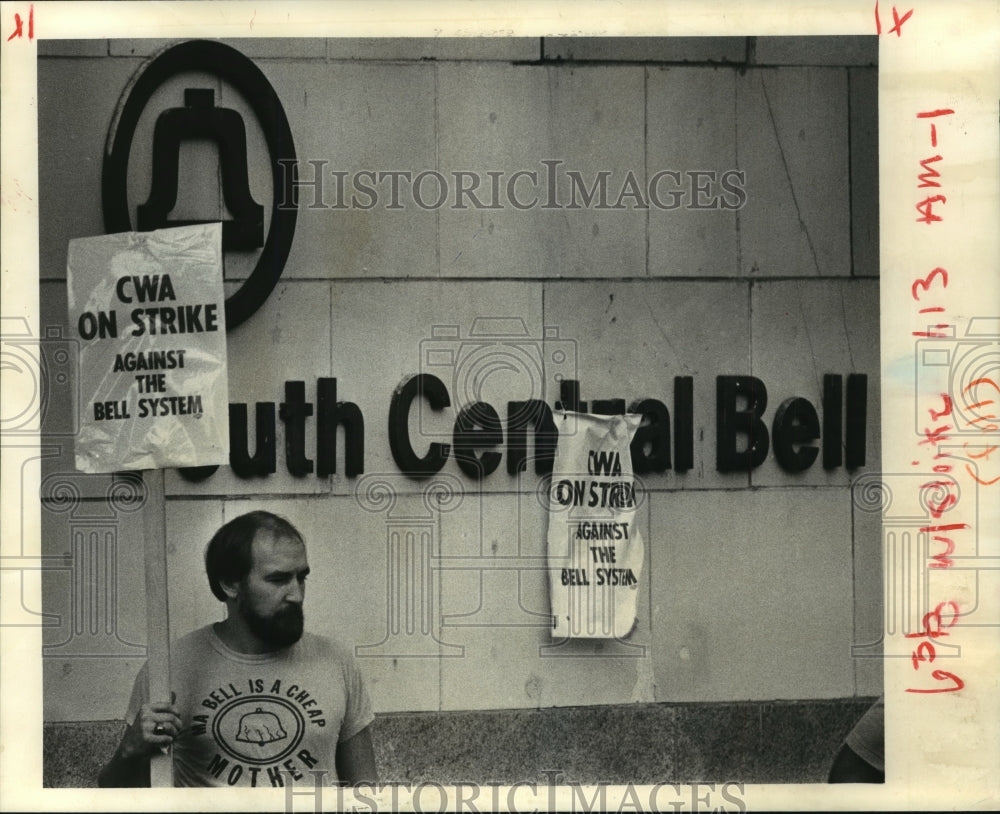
[171,624,218,658]
[168,626,358,665]
[295,631,356,663]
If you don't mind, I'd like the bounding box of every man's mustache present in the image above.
[274,604,304,623]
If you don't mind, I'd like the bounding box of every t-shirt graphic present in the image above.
[236,705,288,746]
[126,625,374,787]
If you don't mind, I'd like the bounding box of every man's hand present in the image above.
[98,693,181,787]
[120,696,182,757]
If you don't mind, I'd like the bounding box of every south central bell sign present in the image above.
[98,41,870,485]
[176,372,867,482]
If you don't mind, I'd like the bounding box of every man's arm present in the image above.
[98,730,152,788]
[828,742,884,783]
[335,725,377,786]
[829,698,884,783]
[97,698,181,788]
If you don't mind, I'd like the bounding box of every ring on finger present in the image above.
[153,723,166,735]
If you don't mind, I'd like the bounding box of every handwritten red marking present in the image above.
[963,443,997,460]
[911,639,936,668]
[6,4,32,40]
[922,522,968,570]
[906,601,960,640]
[927,493,957,519]
[911,267,948,300]
[917,155,943,188]
[876,2,914,36]
[912,325,951,338]
[919,425,951,446]
[904,100,967,700]
[916,194,947,224]
[889,5,913,35]
[932,452,953,472]
[906,669,964,694]
[920,480,958,520]
[963,377,1000,396]
[927,535,956,569]
[928,394,952,421]
[965,466,1000,486]
[967,414,998,426]
[914,113,952,220]
[916,110,954,147]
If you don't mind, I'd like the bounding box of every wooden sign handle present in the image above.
[142,469,173,787]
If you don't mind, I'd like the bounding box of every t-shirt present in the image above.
[845,697,884,772]
[126,624,374,787]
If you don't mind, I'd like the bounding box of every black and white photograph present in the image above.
[1,2,997,811]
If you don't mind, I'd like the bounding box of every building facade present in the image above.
[36,35,881,785]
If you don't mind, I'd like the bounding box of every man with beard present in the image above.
[98,511,376,787]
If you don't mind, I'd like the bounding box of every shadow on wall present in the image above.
[44,698,877,787]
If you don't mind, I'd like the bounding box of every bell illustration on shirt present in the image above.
[235,707,288,746]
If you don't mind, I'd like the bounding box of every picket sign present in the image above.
[67,224,230,786]
[546,411,645,640]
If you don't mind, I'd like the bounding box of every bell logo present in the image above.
[236,707,288,746]
[102,40,298,330]
[212,696,304,765]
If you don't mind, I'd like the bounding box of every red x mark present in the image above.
[875,1,913,36]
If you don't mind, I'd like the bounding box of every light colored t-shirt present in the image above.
[126,625,374,787]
